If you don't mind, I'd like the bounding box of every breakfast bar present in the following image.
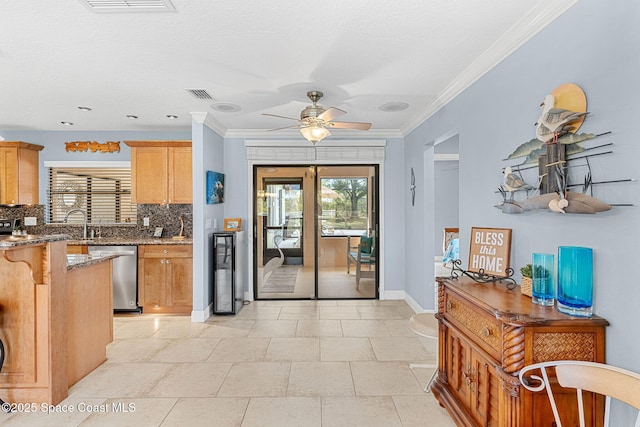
[0,235,116,405]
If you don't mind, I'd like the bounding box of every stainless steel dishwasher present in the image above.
[88,245,140,313]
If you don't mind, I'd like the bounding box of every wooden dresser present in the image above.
[432,276,608,427]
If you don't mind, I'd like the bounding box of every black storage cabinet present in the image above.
[212,232,243,314]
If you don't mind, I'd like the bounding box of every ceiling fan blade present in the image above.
[267,124,302,131]
[318,107,347,122]
[328,121,372,130]
[262,113,301,122]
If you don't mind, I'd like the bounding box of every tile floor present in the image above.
[0,300,455,426]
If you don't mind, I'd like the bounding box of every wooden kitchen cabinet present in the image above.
[138,244,192,314]
[0,141,44,205]
[124,140,192,204]
[432,276,608,427]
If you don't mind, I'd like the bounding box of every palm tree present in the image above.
[327,178,367,219]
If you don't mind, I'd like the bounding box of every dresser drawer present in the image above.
[139,244,192,258]
[443,288,501,359]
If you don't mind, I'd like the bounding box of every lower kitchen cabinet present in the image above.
[138,244,192,314]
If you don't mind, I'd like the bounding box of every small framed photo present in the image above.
[223,218,242,232]
[153,227,164,238]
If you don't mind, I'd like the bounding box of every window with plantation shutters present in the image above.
[47,163,136,224]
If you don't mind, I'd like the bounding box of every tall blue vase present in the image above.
[557,246,593,317]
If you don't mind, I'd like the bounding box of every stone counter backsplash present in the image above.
[0,204,192,239]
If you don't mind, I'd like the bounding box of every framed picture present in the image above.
[223,218,242,232]
[468,227,512,277]
[153,227,164,238]
[206,170,225,204]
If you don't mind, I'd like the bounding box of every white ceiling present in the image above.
[0,0,577,139]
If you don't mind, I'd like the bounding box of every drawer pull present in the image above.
[481,326,491,338]
[446,301,453,310]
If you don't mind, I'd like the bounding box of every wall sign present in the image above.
[468,227,512,277]
[65,141,120,153]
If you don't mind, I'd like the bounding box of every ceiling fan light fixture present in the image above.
[300,126,330,144]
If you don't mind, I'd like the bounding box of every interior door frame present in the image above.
[245,139,386,302]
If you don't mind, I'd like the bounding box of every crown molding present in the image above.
[190,112,226,136]
[401,0,579,136]
[245,139,387,147]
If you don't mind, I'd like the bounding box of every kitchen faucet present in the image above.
[64,208,88,239]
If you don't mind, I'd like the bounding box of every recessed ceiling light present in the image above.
[210,103,241,113]
[126,115,139,119]
[378,101,409,112]
[166,114,178,119]
[61,121,74,126]
[77,106,92,111]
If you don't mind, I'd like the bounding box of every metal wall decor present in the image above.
[65,141,121,153]
[498,83,633,214]
[410,167,416,206]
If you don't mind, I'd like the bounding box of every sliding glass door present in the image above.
[316,166,378,298]
[254,165,378,300]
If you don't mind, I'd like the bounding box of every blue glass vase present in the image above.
[532,253,555,306]
[557,246,593,317]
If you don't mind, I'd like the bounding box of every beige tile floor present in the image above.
[0,300,455,426]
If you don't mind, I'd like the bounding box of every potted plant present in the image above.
[520,264,533,297]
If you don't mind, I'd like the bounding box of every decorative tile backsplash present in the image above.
[0,204,192,239]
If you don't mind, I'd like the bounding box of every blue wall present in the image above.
[405,0,639,423]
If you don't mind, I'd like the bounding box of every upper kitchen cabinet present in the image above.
[124,140,192,204]
[0,141,44,205]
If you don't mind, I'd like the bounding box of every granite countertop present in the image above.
[66,237,193,246]
[66,253,119,271]
[0,234,70,248]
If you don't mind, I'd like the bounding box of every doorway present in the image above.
[254,165,379,300]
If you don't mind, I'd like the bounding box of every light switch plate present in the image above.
[24,216,37,226]
[143,217,150,226]
[205,219,212,229]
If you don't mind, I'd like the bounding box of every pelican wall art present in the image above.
[499,83,632,214]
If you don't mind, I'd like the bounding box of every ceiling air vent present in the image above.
[78,0,176,13]
[185,89,214,100]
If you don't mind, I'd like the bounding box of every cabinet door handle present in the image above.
[166,259,170,264]
[463,366,476,391]
[163,249,168,253]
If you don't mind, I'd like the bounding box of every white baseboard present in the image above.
[382,289,405,300]
[403,290,437,314]
[191,304,212,323]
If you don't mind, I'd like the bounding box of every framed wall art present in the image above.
[206,170,225,204]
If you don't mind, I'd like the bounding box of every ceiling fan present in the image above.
[263,91,372,144]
